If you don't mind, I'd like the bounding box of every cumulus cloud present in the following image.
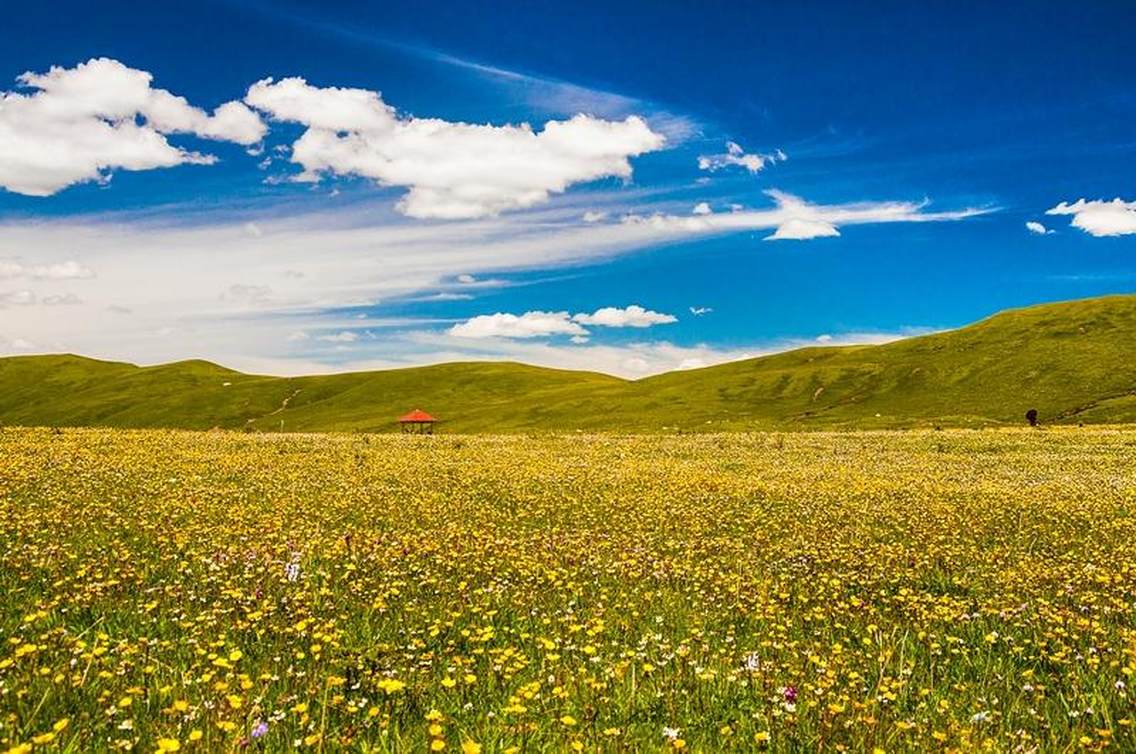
[244,77,666,219]
[572,304,677,328]
[316,331,359,343]
[760,192,840,240]
[692,202,711,215]
[220,283,273,305]
[1046,199,1136,237]
[765,217,840,240]
[582,210,608,223]
[451,304,676,340]
[0,290,36,306]
[449,311,587,339]
[42,293,83,306]
[1025,220,1053,235]
[0,58,265,196]
[29,260,96,279]
[689,306,712,316]
[0,334,35,353]
[698,141,785,174]
[0,259,95,279]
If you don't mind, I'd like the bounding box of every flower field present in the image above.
[2,427,1136,752]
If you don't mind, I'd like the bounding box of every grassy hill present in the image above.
[3,295,1136,432]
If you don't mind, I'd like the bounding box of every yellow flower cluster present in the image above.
[1,426,1135,751]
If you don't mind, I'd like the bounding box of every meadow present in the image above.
[2,427,1136,752]
[4,296,1136,434]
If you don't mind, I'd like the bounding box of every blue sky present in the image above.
[0,1,1133,376]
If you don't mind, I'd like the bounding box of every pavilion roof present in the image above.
[398,409,437,423]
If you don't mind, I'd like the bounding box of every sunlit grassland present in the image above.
[3,295,1136,433]
[2,427,1136,752]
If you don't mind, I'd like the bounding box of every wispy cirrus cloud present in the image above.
[0,186,988,369]
[236,10,702,143]
[620,189,992,241]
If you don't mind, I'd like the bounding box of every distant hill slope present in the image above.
[3,295,1136,432]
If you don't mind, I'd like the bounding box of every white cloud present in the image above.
[244,77,666,219]
[1025,220,1053,235]
[689,306,712,316]
[0,334,35,353]
[621,356,650,374]
[42,293,82,306]
[451,304,675,340]
[448,275,510,290]
[572,304,677,328]
[449,310,587,339]
[416,292,472,301]
[408,330,757,377]
[317,331,359,343]
[29,260,96,279]
[0,58,264,196]
[1046,199,1136,237]
[220,283,273,305]
[582,210,608,223]
[698,141,785,174]
[0,188,984,371]
[765,217,840,240]
[621,189,989,242]
[760,192,839,240]
[692,201,711,215]
[0,259,95,279]
[0,290,36,306]
[398,328,916,379]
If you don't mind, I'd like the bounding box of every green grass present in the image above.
[3,294,1136,432]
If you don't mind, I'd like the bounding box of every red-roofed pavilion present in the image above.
[398,409,437,434]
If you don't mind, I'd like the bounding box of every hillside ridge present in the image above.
[3,294,1135,432]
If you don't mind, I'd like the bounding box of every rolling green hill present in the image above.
[3,295,1136,432]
